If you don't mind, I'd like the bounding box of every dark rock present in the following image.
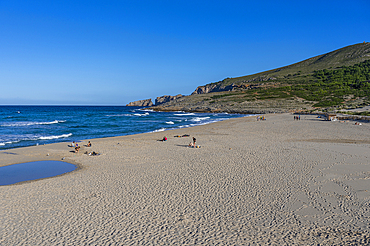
[155,94,183,105]
[191,83,250,95]
[126,99,153,107]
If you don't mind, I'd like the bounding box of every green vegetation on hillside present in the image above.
[203,59,370,109]
[292,60,370,107]
[220,42,370,87]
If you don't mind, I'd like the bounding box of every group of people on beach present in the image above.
[294,115,301,120]
[71,141,91,153]
[257,116,266,121]
[71,141,80,152]
[160,135,200,148]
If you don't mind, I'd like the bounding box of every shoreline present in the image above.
[0,106,248,152]
[1,113,370,244]
[0,113,263,168]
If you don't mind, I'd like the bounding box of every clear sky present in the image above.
[1,0,369,105]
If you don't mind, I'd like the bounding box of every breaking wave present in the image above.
[1,120,66,127]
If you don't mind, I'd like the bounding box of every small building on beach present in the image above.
[325,113,337,121]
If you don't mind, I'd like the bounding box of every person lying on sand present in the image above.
[158,136,167,141]
[85,151,100,156]
[188,142,201,148]
[75,146,80,153]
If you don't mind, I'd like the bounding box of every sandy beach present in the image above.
[1,113,369,245]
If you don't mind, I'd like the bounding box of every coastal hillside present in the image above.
[150,42,370,113]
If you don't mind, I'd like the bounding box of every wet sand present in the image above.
[1,113,369,245]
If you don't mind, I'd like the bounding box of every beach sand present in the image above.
[1,113,369,245]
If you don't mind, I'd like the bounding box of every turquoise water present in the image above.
[0,161,76,185]
[0,106,247,150]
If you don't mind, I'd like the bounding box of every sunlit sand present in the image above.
[1,113,369,244]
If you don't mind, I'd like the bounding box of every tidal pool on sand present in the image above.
[0,161,76,185]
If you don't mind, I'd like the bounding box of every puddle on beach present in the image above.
[0,161,76,186]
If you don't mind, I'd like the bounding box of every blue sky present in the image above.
[0,0,369,105]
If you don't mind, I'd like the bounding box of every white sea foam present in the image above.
[174,113,195,116]
[1,120,66,127]
[133,112,149,116]
[38,133,72,140]
[166,121,175,124]
[0,140,20,146]
[152,128,165,132]
[0,133,72,146]
[191,117,210,122]
[105,114,130,117]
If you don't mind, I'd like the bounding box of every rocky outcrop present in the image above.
[155,94,183,105]
[191,83,250,95]
[192,83,224,95]
[126,99,153,107]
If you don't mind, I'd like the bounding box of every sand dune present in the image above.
[1,113,369,245]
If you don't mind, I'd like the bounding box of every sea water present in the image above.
[0,106,247,150]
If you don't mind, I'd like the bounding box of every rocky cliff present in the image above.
[126,99,153,107]
[191,83,251,94]
[155,94,183,105]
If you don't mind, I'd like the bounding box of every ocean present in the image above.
[0,106,247,150]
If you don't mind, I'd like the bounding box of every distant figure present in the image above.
[192,137,196,145]
[87,141,91,147]
[75,146,80,153]
[163,136,167,141]
[72,141,75,147]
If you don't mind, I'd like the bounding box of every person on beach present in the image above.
[87,141,91,147]
[75,146,80,153]
[189,137,201,148]
[163,136,167,141]
[72,141,75,147]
